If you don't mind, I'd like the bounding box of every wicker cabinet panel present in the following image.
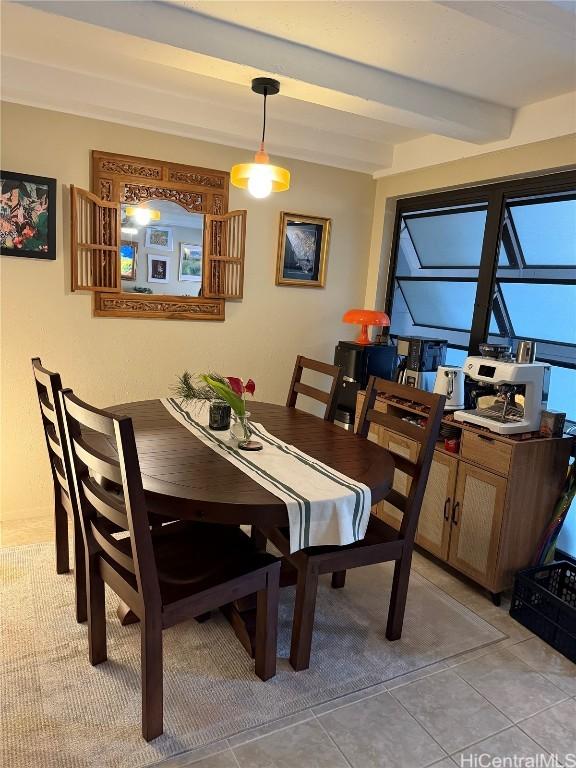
[448,463,507,587]
[415,451,457,560]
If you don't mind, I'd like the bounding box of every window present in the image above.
[386,172,576,423]
[390,203,488,363]
[487,191,576,423]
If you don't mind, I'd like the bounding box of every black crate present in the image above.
[510,561,576,663]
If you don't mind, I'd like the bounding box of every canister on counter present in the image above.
[539,410,566,438]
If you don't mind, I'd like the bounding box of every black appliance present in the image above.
[395,336,447,390]
[333,341,397,419]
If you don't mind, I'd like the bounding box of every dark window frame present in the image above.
[384,169,576,357]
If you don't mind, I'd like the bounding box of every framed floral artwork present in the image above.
[0,171,56,260]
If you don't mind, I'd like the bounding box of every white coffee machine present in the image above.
[454,357,550,435]
[433,366,465,410]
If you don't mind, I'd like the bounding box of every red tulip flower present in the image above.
[227,377,244,396]
[227,377,256,397]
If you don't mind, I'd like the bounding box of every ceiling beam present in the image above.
[1,56,393,174]
[438,1,576,57]
[19,0,514,143]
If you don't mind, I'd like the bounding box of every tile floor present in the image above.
[147,549,576,768]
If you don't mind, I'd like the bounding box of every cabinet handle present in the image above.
[451,501,460,526]
[443,497,451,521]
[477,434,495,443]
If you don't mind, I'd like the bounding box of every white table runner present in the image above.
[162,398,371,553]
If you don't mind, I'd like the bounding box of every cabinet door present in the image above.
[374,429,418,531]
[448,463,507,587]
[415,451,457,561]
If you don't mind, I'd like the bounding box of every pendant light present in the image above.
[231,77,290,199]
[125,205,161,227]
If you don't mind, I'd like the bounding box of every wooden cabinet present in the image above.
[357,391,572,596]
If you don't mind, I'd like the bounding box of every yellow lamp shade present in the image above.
[231,162,290,192]
[125,206,161,225]
[231,147,290,197]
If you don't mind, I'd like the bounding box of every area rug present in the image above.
[1,543,504,768]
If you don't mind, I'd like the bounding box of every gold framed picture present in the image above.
[276,212,331,288]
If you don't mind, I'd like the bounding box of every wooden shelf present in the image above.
[376,393,565,446]
[360,389,573,596]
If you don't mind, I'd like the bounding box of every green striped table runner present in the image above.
[162,398,371,553]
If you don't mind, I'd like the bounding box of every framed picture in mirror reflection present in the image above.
[145,226,173,252]
[120,241,138,280]
[148,253,170,283]
[179,242,202,282]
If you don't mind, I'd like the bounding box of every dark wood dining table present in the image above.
[98,399,396,649]
[105,399,396,527]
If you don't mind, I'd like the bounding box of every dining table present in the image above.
[98,398,396,651]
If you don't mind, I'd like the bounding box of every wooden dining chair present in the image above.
[255,376,445,670]
[59,388,281,741]
[31,357,86,623]
[286,355,343,422]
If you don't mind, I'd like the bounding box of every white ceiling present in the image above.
[2,1,575,175]
[177,0,576,107]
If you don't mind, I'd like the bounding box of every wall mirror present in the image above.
[120,202,204,297]
[69,151,246,320]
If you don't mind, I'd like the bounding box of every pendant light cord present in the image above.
[261,89,268,145]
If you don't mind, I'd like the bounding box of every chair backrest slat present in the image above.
[357,377,445,540]
[293,381,330,405]
[46,424,64,459]
[64,395,117,437]
[39,392,57,424]
[365,409,425,444]
[82,476,129,530]
[53,456,68,491]
[385,488,408,513]
[90,521,136,574]
[72,435,123,484]
[286,355,343,422]
[60,388,161,610]
[385,451,417,478]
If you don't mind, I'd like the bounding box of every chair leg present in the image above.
[141,617,163,742]
[54,492,69,574]
[331,570,346,589]
[251,526,268,552]
[86,554,107,666]
[290,564,319,671]
[254,568,280,681]
[386,551,413,641]
[73,520,87,623]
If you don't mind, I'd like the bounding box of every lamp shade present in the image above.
[231,147,290,197]
[343,308,390,344]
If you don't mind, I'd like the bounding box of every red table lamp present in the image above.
[343,308,390,345]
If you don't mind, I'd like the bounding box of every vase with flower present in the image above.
[174,371,262,451]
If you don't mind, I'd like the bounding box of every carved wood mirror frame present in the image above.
[91,150,228,320]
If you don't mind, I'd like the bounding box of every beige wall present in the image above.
[0,102,375,530]
[365,134,576,310]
